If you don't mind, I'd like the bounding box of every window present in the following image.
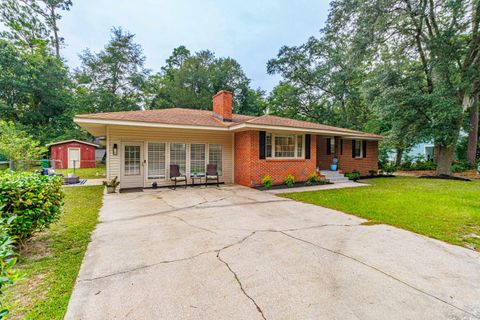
[265,133,304,159]
[148,143,166,179]
[266,132,272,158]
[208,144,223,175]
[274,135,296,157]
[190,144,206,175]
[170,143,186,174]
[296,135,303,157]
[330,137,335,154]
[354,140,363,158]
[124,145,140,176]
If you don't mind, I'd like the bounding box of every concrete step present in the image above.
[319,170,350,183]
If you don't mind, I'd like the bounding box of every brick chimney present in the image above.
[212,90,233,122]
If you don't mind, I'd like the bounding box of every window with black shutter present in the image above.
[305,134,311,159]
[259,131,266,159]
[326,138,331,155]
[363,140,367,158]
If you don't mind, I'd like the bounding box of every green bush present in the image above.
[345,170,361,182]
[261,175,272,189]
[306,172,319,184]
[451,161,469,173]
[382,163,396,175]
[284,174,295,187]
[0,219,19,318]
[0,171,64,248]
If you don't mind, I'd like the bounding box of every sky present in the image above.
[59,0,331,93]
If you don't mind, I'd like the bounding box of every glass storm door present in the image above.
[121,142,144,188]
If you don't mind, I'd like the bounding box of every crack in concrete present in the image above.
[279,231,480,319]
[166,214,218,234]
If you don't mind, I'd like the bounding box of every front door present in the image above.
[121,142,144,189]
[68,148,81,169]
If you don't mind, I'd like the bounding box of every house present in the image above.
[74,90,382,189]
[48,139,98,169]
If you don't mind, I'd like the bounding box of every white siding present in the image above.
[107,125,234,189]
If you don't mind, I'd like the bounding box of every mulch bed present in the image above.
[398,170,479,180]
[419,174,471,181]
[255,181,330,191]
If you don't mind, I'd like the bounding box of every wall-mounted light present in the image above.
[113,143,118,156]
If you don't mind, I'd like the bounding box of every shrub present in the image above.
[345,170,361,182]
[382,163,396,175]
[284,174,295,187]
[0,171,64,248]
[306,172,319,184]
[261,175,272,189]
[452,161,469,173]
[0,219,19,318]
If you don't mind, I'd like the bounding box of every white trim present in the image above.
[74,117,383,140]
[47,139,99,148]
[266,133,304,160]
[74,118,230,132]
[67,148,81,169]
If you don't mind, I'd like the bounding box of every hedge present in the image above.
[0,171,64,248]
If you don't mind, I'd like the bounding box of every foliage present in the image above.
[0,219,19,318]
[345,170,360,182]
[75,27,149,113]
[261,175,272,189]
[306,172,319,184]
[0,171,64,247]
[280,177,480,249]
[0,121,47,162]
[398,155,436,171]
[284,174,295,187]
[2,186,103,319]
[103,176,120,188]
[144,46,265,115]
[451,161,470,173]
[381,163,396,176]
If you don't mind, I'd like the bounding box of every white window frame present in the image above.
[266,132,305,159]
[146,142,166,180]
[354,140,363,158]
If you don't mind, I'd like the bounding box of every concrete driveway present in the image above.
[65,185,480,320]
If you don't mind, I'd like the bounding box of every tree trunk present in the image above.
[50,6,60,59]
[467,95,479,167]
[435,144,455,176]
[395,148,403,167]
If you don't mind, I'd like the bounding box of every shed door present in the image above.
[121,142,144,189]
[68,148,81,169]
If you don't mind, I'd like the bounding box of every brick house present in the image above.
[75,91,381,189]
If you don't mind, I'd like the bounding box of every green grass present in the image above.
[280,177,480,250]
[56,164,106,180]
[2,185,104,319]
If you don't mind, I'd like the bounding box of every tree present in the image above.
[0,120,47,162]
[0,40,76,143]
[327,0,480,175]
[0,0,72,57]
[75,27,149,113]
[144,46,265,115]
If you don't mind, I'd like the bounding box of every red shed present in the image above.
[48,139,98,169]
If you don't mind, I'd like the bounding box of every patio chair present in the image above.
[205,164,219,187]
[170,164,187,190]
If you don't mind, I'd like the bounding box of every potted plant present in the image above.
[103,176,120,193]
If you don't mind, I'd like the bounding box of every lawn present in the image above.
[2,185,104,319]
[56,164,106,180]
[280,177,480,250]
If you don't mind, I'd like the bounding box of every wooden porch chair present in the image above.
[170,164,187,190]
[205,164,219,187]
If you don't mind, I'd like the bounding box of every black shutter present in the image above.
[352,139,356,158]
[363,140,367,158]
[340,139,343,155]
[326,138,331,155]
[305,134,311,159]
[259,131,266,159]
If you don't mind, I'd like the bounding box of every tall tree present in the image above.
[75,27,149,113]
[144,46,265,115]
[327,0,480,175]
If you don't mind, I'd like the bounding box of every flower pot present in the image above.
[106,186,117,194]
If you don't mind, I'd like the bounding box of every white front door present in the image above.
[68,148,81,169]
[121,142,144,189]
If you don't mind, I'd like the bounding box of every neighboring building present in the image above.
[48,139,99,169]
[74,90,382,189]
[388,142,435,163]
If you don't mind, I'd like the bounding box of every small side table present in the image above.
[190,174,205,186]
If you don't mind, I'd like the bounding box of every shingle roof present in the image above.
[75,107,382,139]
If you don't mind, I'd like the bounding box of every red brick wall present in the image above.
[316,136,378,176]
[234,131,317,187]
[212,90,232,121]
[50,142,97,169]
